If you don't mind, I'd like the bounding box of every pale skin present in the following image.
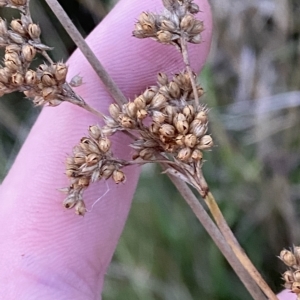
[0,0,293,299]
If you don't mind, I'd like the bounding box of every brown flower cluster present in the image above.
[104,72,212,163]
[133,0,204,45]
[0,3,73,106]
[280,247,300,298]
[63,125,126,215]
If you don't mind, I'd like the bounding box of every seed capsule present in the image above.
[8,31,24,44]
[41,72,56,86]
[75,200,86,216]
[0,67,11,83]
[63,195,76,209]
[168,81,180,98]
[113,170,126,184]
[109,103,121,119]
[292,282,300,294]
[54,62,68,82]
[177,147,192,162]
[184,134,197,148]
[160,19,177,31]
[10,19,26,35]
[89,125,101,140]
[22,44,36,62]
[42,86,57,101]
[137,109,147,120]
[101,164,115,179]
[28,23,41,39]
[125,102,137,118]
[151,93,167,109]
[139,148,156,160]
[11,72,24,85]
[197,135,213,150]
[195,110,208,123]
[280,250,297,267]
[159,124,175,137]
[99,137,111,153]
[191,149,203,161]
[157,30,173,43]
[157,72,168,86]
[180,14,195,31]
[134,95,146,109]
[25,69,37,85]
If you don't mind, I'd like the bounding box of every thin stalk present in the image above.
[165,169,267,300]
[44,0,127,107]
[203,191,279,300]
[180,36,199,105]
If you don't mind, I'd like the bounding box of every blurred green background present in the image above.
[0,0,300,299]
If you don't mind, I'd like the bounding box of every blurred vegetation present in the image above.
[0,0,300,299]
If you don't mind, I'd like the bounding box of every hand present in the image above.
[0,0,212,298]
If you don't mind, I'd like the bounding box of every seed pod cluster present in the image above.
[104,72,212,163]
[0,8,71,106]
[63,125,126,215]
[133,0,204,45]
[280,247,300,298]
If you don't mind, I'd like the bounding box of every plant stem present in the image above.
[44,0,127,107]
[180,36,199,105]
[166,169,267,300]
[203,190,279,300]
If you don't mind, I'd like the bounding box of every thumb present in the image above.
[0,0,212,298]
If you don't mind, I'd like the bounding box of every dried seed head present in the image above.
[125,102,137,118]
[159,124,175,137]
[157,72,168,86]
[8,31,24,44]
[139,148,156,160]
[134,95,146,109]
[86,153,100,166]
[177,147,192,162]
[63,195,76,209]
[25,69,36,85]
[280,250,297,267]
[89,125,101,140]
[137,109,148,119]
[180,14,195,31]
[113,170,126,184]
[28,23,41,40]
[101,164,115,179]
[168,81,180,98]
[109,103,121,119]
[4,52,21,71]
[184,134,197,148]
[143,87,157,104]
[75,200,86,216]
[191,149,203,161]
[160,19,177,31]
[10,0,27,5]
[190,20,204,35]
[11,72,24,85]
[190,119,207,137]
[10,19,26,35]
[22,44,36,62]
[198,135,213,150]
[189,34,201,44]
[42,86,57,101]
[41,72,56,86]
[292,282,300,294]
[120,115,136,129]
[283,271,294,284]
[157,30,174,43]
[99,137,111,153]
[54,62,68,82]
[151,93,167,109]
[175,134,184,146]
[183,105,194,122]
[188,3,200,14]
[293,270,300,282]
[195,110,208,123]
[152,110,165,123]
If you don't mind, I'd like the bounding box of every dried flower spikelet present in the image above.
[8,31,24,44]
[113,170,126,184]
[24,69,36,85]
[10,19,26,35]
[280,249,297,267]
[0,67,11,84]
[54,63,68,82]
[11,72,24,86]
[109,103,121,119]
[75,200,86,216]
[159,124,175,137]
[177,147,192,162]
[134,95,146,109]
[22,44,36,62]
[157,72,168,86]
[28,23,41,40]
